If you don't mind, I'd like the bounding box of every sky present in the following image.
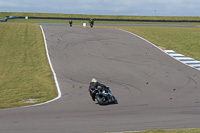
[0,0,200,16]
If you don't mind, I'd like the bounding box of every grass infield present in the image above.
[0,23,57,109]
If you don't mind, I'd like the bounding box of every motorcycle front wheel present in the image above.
[112,96,118,104]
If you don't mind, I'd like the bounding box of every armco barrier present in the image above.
[0,16,19,22]
[17,16,200,23]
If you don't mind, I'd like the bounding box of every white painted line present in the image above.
[39,25,62,101]
[190,64,200,67]
[183,61,200,64]
[164,50,174,53]
[169,54,185,57]
[116,28,164,51]
[175,57,194,60]
[2,25,62,110]
[116,28,200,71]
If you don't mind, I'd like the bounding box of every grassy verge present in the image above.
[0,23,57,109]
[99,26,200,61]
[110,129,200,133]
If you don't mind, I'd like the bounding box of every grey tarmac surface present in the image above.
[1,26,200,133]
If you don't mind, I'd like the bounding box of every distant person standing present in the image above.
[89,18,94,28]
[69,20,73,27]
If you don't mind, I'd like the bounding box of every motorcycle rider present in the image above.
[69,20,73,27]
[89,78,107,101]
[89,18,94,27]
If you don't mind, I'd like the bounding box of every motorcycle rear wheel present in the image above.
[96,96,108,105]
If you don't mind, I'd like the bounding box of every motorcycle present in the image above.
[69,20,72,27]
[94,87,118,105]
[90,23,94,28]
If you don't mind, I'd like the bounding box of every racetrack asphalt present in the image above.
[0,26,200,133]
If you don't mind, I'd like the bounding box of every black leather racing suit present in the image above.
[69,20,72,26]
[89,82,106,101]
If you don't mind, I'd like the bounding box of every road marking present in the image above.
[39,25,62,102]
[164,50,200,70]
[116,28,200,71]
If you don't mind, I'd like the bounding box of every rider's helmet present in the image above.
[91,78,97,83]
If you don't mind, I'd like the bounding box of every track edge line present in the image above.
[115,28,200,71]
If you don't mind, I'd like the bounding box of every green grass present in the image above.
[111,129,200,133]
[0,23,57,109]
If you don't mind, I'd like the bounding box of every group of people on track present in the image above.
[68,18,94,27]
